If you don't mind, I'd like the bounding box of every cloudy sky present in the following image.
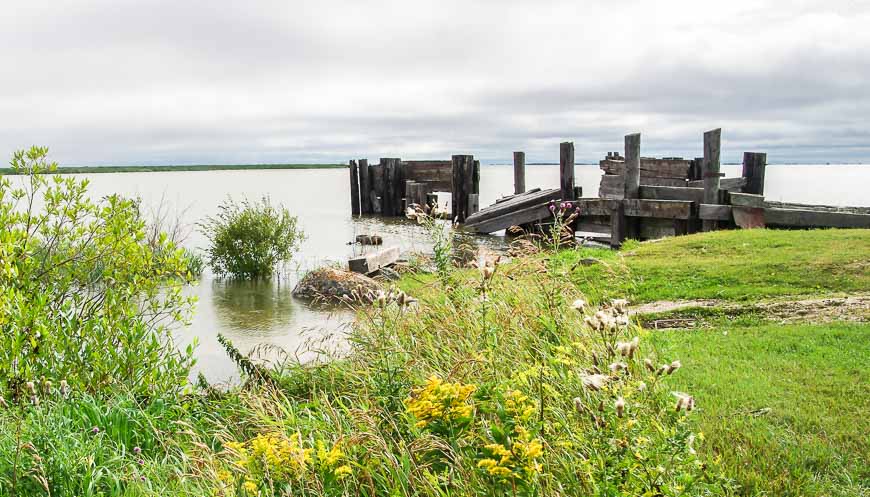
[2,0,868,165]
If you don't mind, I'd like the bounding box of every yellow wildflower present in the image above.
[334,464,353,478]
[243,479,257,493]
[405,375,476,430]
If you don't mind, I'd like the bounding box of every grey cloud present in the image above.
[1,0,869,165]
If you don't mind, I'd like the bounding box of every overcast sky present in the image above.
[2,0,868,165]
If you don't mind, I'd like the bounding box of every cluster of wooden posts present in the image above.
[349,157,480,222]
[350,128,870,248]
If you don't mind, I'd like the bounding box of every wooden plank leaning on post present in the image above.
[742,152,767,195]
[702,128,722,232]
[348,246,400,274]
[349,160,360,216]
[451,155,474,222]
[514,151,526,194]
[358,159,371,214]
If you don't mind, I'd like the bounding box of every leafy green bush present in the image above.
[0,146,197,398]
[200,197,304,280]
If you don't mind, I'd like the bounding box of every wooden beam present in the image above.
[702,128,722,231]
[349,160,360,216]
[699,203,732,221]
[560,142,575,200]
[574,198,616,216]
[465,202,553,234]
[623,133,641,239]
[764,208,870,229]
[513,151,526,195]
[348,246,400,274]
[358,159,371,214]
[742,152,767,195]
[688,176,747,191]
[466,189,561,226]
[639,185,704,203]
[729,192,765,208]
[624,199,693,220]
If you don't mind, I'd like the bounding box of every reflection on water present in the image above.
[210,279,297,336]
[62,163,869,382]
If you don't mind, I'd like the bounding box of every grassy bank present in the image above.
[1,229,867,496]
[0,163,346,175]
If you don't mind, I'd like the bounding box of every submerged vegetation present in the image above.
[0,148,866,496]
[200,197,304,280]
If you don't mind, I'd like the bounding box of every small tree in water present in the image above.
[201,197,304,280]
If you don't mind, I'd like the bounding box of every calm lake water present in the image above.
[68,163,869,382]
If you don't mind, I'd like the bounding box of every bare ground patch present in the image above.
[632,294,870,329]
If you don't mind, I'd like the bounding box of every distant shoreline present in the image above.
[0,163,347,175]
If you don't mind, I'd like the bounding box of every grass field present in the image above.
[396,228,870,496]
[1,228,867,496]
[0,163,346,175]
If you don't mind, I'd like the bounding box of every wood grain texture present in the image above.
[560,142,575,201]
[513,151,526,194]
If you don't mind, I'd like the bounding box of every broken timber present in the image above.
[349,128,870,245]
[348,246,400,274]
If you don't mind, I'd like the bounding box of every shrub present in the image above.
[0,146,197,398]
[200,197,304,280]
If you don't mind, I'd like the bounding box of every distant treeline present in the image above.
[0,163,346,175]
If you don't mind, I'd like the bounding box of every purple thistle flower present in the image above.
[548,204,556,212]
[138,458,144,465]
[133,446,141,455]
[140,475,147,482]
[565,202,573,209]
[91,426,100,435]
[559,202,566,210]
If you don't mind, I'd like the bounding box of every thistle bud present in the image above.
[571,299,587,312]
[573,397,583,414]
[644,358,655,372]
[667,360,681,375]
[615,397,625,418]
[26,381,36,394]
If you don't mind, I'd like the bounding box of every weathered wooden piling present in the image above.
[451,155,475,222]
[702,129,722,232]
[559,142,575,201]
[349,160,360,216]
[623,133,641,239]
[742,152,767,195]
[513,151,526,194]
[381,158,400,217]
[358,159,371,214]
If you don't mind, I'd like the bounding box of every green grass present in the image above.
[403,229,870,304]
[0,163,346,175]
[651,323,870,496]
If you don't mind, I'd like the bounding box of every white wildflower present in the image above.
[581,374,609,391]
[571,299,587,312]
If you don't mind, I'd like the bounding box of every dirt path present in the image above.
[631,294,870,328]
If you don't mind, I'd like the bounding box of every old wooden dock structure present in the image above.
[349,128,870,247]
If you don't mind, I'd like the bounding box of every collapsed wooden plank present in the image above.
[764,208,870,229]
[764,201,870,215]
[348,246,400,274]
[623,199,693,220]
[465,202,553,233]
[495,188,542,204]
[465,188,561,226]
[574,198,615,216]
[699,204,732,221]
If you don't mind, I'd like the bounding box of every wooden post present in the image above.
[559,142,575,201]
[349,160,360,216]
[742,152,767,195]
[702,128,722,231]
[472,160,480,194]
[513,151,526,194]
[358,159,371,214]
[381,158,397,217]
[451,155,474,222]
[396,160,406,214]
[623,133,641,239]
[610,202,626,248]
[468,193,479,217]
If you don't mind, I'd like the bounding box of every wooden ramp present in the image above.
[465,188,562,233]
